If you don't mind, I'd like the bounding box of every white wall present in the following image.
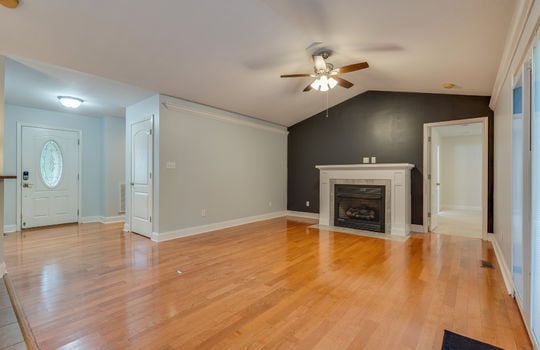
[440,134,483,211]
[3,104,125,228]
[156,95,287,238]
[102,117,126,220]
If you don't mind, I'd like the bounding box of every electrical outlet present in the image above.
[306,201,310,207]
[371,156,376,164]
[362,157,369,164]
[201,208,206,217]
[166,161,176,169]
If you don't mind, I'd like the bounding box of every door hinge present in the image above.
[428,212,431,218]
[149,172,152,179]
[149,216,152,223]
[428,136,431,142]
[77,209,80,216]
[149,129,153,135]
[78,139,80,145]
[428,174,431,180]
[77,174,80,180]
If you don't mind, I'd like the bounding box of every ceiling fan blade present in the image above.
[313,55,326,71]
[0,0,19,8]
[335,62,369,74]
[333,76,354,89]
[303,83,313,92]
[280,74,312,78]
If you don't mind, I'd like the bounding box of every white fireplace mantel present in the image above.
[316,163,414,237]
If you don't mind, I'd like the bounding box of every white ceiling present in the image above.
[0,0,516,126]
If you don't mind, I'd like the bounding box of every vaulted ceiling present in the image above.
[0,0,516,126]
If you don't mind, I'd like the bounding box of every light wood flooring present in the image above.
[2,218,532,349]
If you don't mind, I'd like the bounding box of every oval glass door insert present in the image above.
[40,140,63,188]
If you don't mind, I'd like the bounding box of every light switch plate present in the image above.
[362,157,370,164]
[166,161,176,169]
[371,157,376,164]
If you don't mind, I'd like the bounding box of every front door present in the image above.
[130,118,153,237]
[21,126,79,229]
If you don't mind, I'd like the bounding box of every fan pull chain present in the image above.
[326,89,329,118]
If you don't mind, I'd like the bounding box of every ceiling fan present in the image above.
[0,0,19,8]
[280,51,369,92]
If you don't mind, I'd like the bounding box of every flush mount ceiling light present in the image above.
[57,96,84,108]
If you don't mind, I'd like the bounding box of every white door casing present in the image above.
[130,118,153,237]
[21,126,79,229]
[430,143,440,231]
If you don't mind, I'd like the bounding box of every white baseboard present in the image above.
[488,235,514,295]
[286,211,319,219]
[3,225,16,234]
[80,216,125,224]
[410,224,425,233]
[123,223,130,232]
[0,262,6,277]
[80,216,101,224]
[153,211,288,242]
[100,215,125,224]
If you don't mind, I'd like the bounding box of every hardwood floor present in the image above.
[2,218,532,349]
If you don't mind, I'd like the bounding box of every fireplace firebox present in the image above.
[334,184,386,233]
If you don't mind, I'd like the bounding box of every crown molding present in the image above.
[162,100,289,136]
[490,0,535,109]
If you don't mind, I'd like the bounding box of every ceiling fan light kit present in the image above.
[0,0,19,9]
[280,50,369,93]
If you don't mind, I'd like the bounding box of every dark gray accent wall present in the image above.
[287,90,494,231]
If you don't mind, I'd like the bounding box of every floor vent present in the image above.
[480,260,495,269]
[119,183,126,213]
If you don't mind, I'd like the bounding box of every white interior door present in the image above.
[130,118,153,237]
[21,126,79,229]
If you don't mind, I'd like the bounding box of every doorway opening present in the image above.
[423,117,488,239]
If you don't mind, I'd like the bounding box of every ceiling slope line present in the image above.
[162,101,289,135]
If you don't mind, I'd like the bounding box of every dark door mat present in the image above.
[442,330,502,350]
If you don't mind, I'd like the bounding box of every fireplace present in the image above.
[334,184,386,233]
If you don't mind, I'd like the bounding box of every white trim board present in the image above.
[0,262,6,277]
[286,211,319,220]
[162,100,289,135]
[80,216,125,224]
[3,225,16,234]
[489,235,515,295]
[152,211,288,242]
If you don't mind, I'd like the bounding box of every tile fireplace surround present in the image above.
[316,163,414,237]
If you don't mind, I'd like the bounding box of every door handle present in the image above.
[436,183,441,186]
[130,182,134,186]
